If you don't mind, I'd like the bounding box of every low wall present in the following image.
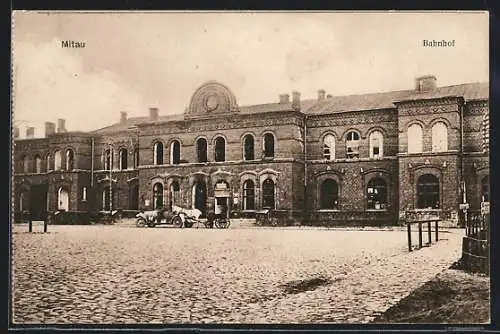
[306,210,397,227]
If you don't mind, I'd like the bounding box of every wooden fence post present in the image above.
[427,221,431,245]
[418,222,422,249]
[407,222,412,252]
[435,220,439,242]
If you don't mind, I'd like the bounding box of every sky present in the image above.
[12,11,489,138]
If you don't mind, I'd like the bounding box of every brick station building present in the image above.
[13,76,489,225]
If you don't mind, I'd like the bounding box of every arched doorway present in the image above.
[58,187,69,211]
[192,181,207,217]
[262,178,275,209]
[169,181,180,209]
[214,180,230,218]
[417,174,440,209]
[153,183,164,209]
[320,179,339,210]
[242,179,255,210]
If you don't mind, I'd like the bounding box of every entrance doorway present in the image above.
[192,181,207,217]
[30,184,48,220]
[58,187,69,211]
[214,180,230,218]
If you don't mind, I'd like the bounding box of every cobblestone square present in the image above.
[12,225,463,324]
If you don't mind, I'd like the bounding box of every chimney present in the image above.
[415,75,437,92]
[26,127,35,139]
[149,107,159,121]
[292,91,301,111]
[57,118,67,133]
[279,94,290,104]
[45,122,56,137]
[13,127,19,139]
[318,89,326,101]
[120,111,127,124]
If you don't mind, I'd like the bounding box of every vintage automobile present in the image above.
[136,208,190,228]
[135,205,230,229]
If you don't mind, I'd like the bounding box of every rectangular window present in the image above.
[346,145,359,159]
[82,187,87,201]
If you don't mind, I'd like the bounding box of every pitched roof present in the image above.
[92,114,184,134]
[304,82,488,115]
[92,81,488,133]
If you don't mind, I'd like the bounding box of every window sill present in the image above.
[317,209,340,212]
[366,209,388,212]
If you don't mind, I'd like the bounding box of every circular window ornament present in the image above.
[205,95,219,112]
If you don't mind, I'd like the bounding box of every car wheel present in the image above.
[172,216,183,228]
[136,218,146,228]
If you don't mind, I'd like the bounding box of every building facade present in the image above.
[13,76,490,225]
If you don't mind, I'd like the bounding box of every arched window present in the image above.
[21,155,29,173]
[481,176,489,202]
[58,187,69,211]
[169,181,180,209]
[417,174,440,209]
[214,137,225,162]
[54,150,62,170]
[170,140,181,164]
[46,153,52,171]
[102,186,113,211]
[243,135,255,161]
[242,180,255,210]
[320,179,339,210]
[323,134,336,161]
[369,131,384,159]
[408,124,423,154]
[133,149,139,168]
[153,182,164,209]
[153,142,164,165]
[345,131,360,159]
[263,133,275,158]
[196,138,208,163]
[367,177,387,210]
[431,122,448,152]
[34,155,42,173]
[103,149,112,170]
[262,178,275,209]
[66,149,74,170]
[119,148,128,170]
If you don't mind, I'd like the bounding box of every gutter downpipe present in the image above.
[460,101,466,227]
[91,136,94,216]
[304,114,308,224]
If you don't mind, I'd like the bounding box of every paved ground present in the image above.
[11,224,463,324]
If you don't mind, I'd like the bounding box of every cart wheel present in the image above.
[172,216,183,228]
[215,218,229,229]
